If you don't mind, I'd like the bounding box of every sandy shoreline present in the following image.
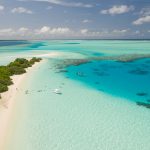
[0,61,43,149]
[0,52,60,149]
[34,52,60,58]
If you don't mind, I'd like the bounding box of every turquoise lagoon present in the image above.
[66,59,150,103]
[0,40,150,150]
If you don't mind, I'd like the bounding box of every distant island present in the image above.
[0,57,42,98]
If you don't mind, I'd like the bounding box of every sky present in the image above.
[0,0,150,39]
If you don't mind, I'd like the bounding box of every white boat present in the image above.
[53,89,62,94]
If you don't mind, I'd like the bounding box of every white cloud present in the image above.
[11,7,33,14]
[101,5,134,15]
[18,27,30,36]
[0,27,143,39]
[80,29,88,34]
[0,27,32,38]
[133,15,150,25]
[18,27,29,32]
[82,19,91,23]
[38,26,50,33]
[18,27,29,34]
[23,0,93,8]
[133,7,150,25]
[35,26,71,34]
[148,30,150,33]
[79,28,130,38]
[0,26,71,38]
[0,28,14,35]
[0,5,4,11]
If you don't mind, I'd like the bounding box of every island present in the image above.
[0,57,42,98]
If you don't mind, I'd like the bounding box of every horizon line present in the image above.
[0,39,150,41]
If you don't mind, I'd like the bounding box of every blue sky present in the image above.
[0,0,150,39]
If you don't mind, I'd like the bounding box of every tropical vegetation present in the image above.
[0,57,42,97]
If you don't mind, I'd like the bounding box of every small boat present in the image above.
[53,89,62,95]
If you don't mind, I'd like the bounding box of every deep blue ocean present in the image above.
[0,40,29,46]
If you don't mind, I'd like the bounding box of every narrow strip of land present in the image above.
[0,58,42,149]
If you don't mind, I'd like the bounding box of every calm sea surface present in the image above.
[1,40,150,150]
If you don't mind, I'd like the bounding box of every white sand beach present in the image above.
[34,51,87,59]
[34,52,60,58]
[0,61,43,149]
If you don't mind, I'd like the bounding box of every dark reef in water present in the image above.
[55,69,68,73]
[136,92,148,96]
[137,102,150,109]
[147,99,150,102]
[91,54,150,62]
[52,53,150,109]
[129,69,149,75]
[54,59,90,70]
[0,40,30,47]
[53,54,150,70]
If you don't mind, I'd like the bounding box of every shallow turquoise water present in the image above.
[4,59,150,150]
[0,40,150,150]
[0,40,150,55]
[0,40,150,103]
[0,40,150,102]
